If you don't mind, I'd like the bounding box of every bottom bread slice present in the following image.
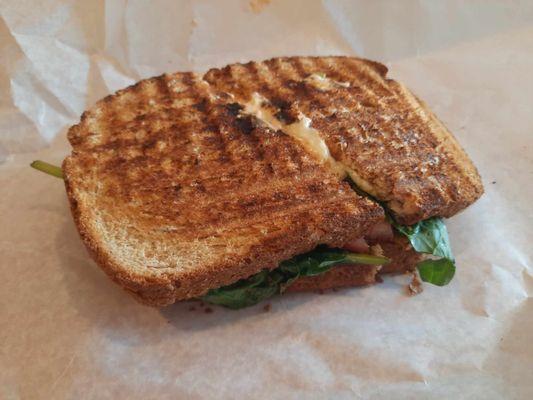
[125,235,421,304]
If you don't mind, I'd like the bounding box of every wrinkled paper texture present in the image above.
[1,1,532,399]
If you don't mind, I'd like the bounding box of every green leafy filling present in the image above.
[202,248,390,309]
[390,217,456,286]
[345,176,456,287]
[202,214,456,309]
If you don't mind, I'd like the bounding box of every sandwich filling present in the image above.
[202,220,394,309]
[201,213,454,309]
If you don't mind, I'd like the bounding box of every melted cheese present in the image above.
[243,92,282,131]
[244,92,346,177]
[344,167,379,197]
[305,73,351,90]
[284,114,329,163]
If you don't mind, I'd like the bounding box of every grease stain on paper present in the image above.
[249,0,271,14]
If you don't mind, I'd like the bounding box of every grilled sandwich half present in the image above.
[59,56,482,307]
[204,56,483,225]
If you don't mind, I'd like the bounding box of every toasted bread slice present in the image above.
[64,72,383,306]
[204,56,484,225]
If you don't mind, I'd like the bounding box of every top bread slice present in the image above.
[204,56,484,225]
[64,72,383,306]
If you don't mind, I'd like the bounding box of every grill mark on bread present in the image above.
[245,61,277,100]
[286,57,308,78]
[343,57,393,97]
[180,71,196,87]
[310,56,333,75]
[286,58,331,113]
[242,61,263,94]
[216,103,267,172]
[266,58,308,102]
[322,58,383,103]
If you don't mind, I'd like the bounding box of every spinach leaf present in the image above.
[391,217,456,286]
[393,218,453,260]
[201,249,390,309]
[417,258,455,286]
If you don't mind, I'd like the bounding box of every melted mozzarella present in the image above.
[244,92,346,177]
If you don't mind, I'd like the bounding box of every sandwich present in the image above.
[31,56,483,308]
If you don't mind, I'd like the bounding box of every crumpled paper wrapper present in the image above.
[1,1,532,399]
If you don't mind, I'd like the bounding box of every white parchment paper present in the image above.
[1,1,532,399]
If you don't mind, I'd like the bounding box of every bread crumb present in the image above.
[407,272,423,296]
[204,307,213,314]
[370,244,384,257]
[263,304,271,312]
[249,0,271,13]
[199,301,205,307]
